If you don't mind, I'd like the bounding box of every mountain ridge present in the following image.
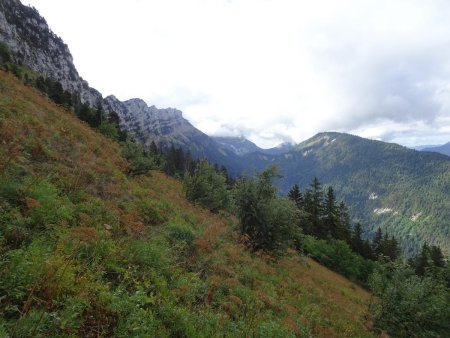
[212,136,295,156]
[238,132,450,255]
[422,141,450,157]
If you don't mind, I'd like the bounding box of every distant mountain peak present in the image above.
[421,141,450,157]
[212,136,261,156]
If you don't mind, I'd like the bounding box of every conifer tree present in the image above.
[415,243,432,276]
[372,228,384,258]
[303,177,323,238]
[383,236,400,261]
[288,184,303,209]
[323,186,338,239]
[430,245,445,268]
[351,223,364,255]
[234,166,301,254]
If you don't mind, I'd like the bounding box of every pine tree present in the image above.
[430,245,445,268]
[304,177,323,238]
[323,186,338,239]
[415,243,432,276]
[234,166,301,255]
[336,201,351,243]
[288,184,303,209]
[383,235,400,261]
[351,223,364,255]
[183,159,231,213]
[372,228,383,258]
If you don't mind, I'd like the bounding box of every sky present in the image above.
[25,0,450,148]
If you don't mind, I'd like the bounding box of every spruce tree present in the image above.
[323,186,338,239]
[336,201,351,243]
[430,245,445,268]
[288,184,303,209]
[415,243,431,276]
[304,177,323,238]
[351,223,364,255]
[372,228,383,258]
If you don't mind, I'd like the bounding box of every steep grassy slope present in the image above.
[241,132,450,256]
[0,71,375,337]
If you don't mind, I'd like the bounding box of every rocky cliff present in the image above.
[0,0,101,105]
[104,95,205,149]
[103,95,243,174]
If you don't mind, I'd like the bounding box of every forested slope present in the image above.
[241,132,450,255]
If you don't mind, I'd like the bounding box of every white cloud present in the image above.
[26,0,450,148]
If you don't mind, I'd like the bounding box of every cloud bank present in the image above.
[27,0,450,147]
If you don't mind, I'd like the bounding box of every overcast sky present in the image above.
[25,0,450,148]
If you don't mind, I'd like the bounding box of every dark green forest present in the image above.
[240,132,450,256]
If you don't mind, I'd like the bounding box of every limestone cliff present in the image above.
[0,0,101,105]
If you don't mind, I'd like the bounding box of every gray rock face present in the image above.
[104,95,209,150]
[0,0,101,106]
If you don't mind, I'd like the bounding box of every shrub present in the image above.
[183,159,231,213]
[369,261,450,337]
[302,236,374,283]
[24,179,74,229]
[99,120,119,140]
[121,139,156,176]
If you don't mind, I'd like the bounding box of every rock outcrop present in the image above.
[103,95,236,160]
[0,0,101,106]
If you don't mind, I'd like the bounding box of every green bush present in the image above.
[0,238,50,307]
[369,261,450,337]
[137,199,168,226]
[302,236,374,283]
[99,120,120,140]
[121,139,156,176]
[168,223,195,244]
[25,179,74,228]
[184,159,232,213]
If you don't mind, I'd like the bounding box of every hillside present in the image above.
[239,132,450,256]
[0,71,375,336]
